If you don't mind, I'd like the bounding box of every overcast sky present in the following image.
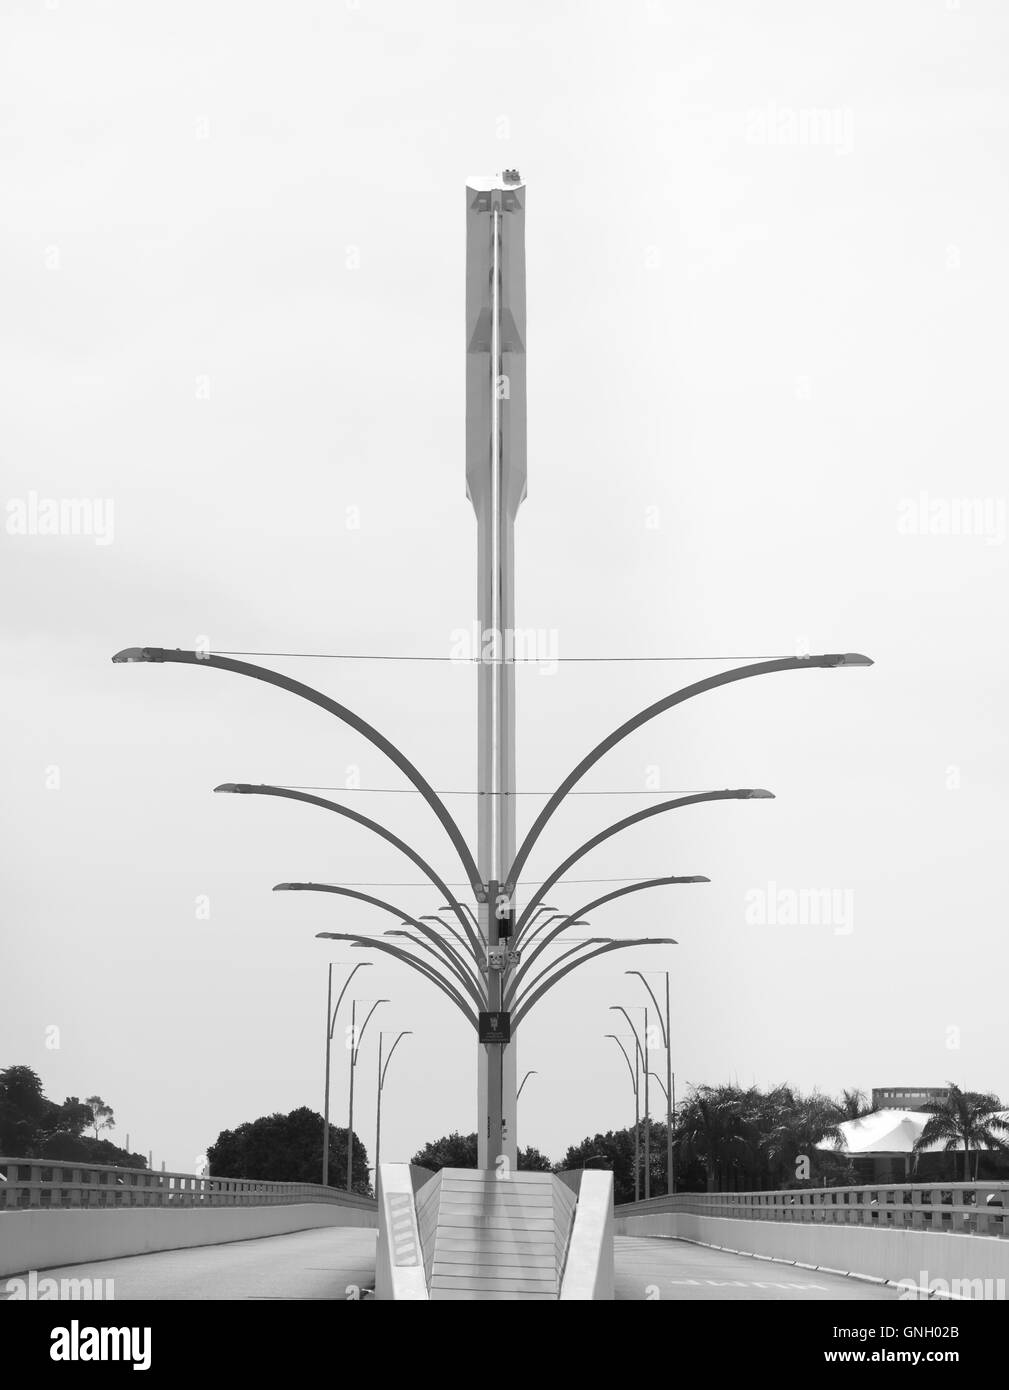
[2,0,1007,1175]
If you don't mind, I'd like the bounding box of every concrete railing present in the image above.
[616,1182,1009,1237]
[0,1157,377,1213]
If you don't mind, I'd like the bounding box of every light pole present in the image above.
[628,969,674,1195]
[115,179,872,1181]
[323,961,372,1188]
[611,1004,650,1199]
[346,998,388,1193]
[606,1033,641,1203]
[517,1070,538,1100]
[375,1029,412,1196]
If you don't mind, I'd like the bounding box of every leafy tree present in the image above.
[410,1132,555,1174]
[559,1124,667,1204]
[912,1084,1008,1181]
[836,1088,871,1121]
[84,1096,115,1141]
[1,1068,142,1166]
[0,1066,54,1154]
[37,1134,148,1167]
[207,1107,371,1194]
[55,1097,94,1138]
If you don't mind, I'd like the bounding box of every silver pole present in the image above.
[467,172,526,1169]
[323,963,333,1186]
[666,973,674,1195]
[346,998,357,1192]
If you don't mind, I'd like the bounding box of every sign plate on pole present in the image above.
[479,1011,511,1044]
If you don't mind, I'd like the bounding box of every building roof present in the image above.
[819,1109,1009,1157]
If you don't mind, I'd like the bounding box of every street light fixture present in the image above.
[606,1033,641,1203]
[346,998,388,1193]
[114,644,870,1163]
[517,1070,538,1100]
[611,1004,650,1199]
[375,1029,413,1194]
[627,969,675,1195]
[322,961,372,1188]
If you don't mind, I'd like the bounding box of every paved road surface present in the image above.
[3,1230,903,1300]
[2,1228,378,1301]
[614,1235,903,1300]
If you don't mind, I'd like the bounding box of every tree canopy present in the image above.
[410,1131,553,1174]
[912,1084,1009,1180]
[0,1065,145,1167]
[207,1107,371,1194]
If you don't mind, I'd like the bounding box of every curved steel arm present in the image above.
[384,929,486,1009]
[316,931,478,1027]
[423,915,483,968]
[610,1005,646,1065]
[626,970,667,1048]
[505,653,871,893]
[515,790,771,937]
[510,936,608,1005]
[329,961,372,1041]
[380,1031,413,1090]
[217,783,481,957]
[352,999,387,1063]
[273,882,483,1002]
[506,876,707,1007]
[606,1034,639,1097]
[513,939,677,1028]
[112,648,482,894]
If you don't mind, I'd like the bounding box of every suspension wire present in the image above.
[272,785,720,796]
[212,649,790,664]
[305,875,666,888]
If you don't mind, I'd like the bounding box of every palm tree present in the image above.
[912,1084,1009,1181]
[836,1088,871,1121]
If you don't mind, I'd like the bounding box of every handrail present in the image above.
[614,1181,1009,1237]
[0,1157,378,1212]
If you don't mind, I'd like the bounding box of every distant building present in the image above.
[871,1087,949,1113]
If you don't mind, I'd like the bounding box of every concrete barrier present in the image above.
[0,1201,377,1279]
[613,1211,1009,1297]
[374,1165,429,1302]
[560,1170,614,1301]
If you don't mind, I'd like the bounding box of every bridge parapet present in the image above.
[0,1156,377,1214]
[616,1182,1009,1238]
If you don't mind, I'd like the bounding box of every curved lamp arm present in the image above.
[352,999,388,1063]
[626,970,667,1048]
[504,920,592,1007]
[442,903,481,931]
[513,939,677,1028]
[605,1034,639,1098]
[316,931,478,1028]
[328,960,372,1041]
[506,876,707,1006]
[422,915,483,968]
[216,782,480,956]
[384,929,486,1009]
[505,653,871,893]
[515,790,771,936]
[519,913,566,954]
[610,1005,646,1065]
[273,882,483,1002]
[379,1031,413,1091]
[112,648,482,894]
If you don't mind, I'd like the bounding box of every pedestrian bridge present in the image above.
[2,1157,1007,1300]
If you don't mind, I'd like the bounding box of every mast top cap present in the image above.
[467,171,525,192]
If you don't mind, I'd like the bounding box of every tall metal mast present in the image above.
[466,171,526,1169]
